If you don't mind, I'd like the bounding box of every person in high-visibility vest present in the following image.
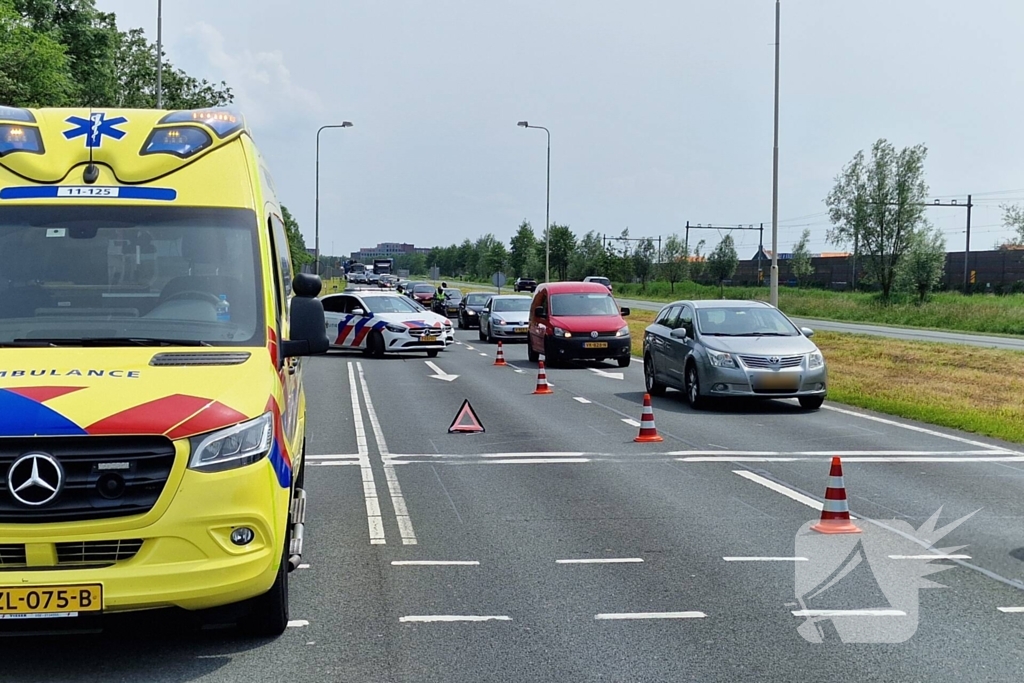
[435,281,448,312]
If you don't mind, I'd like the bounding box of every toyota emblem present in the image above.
[591,331,599,338]
[769,356,781,365]
[7,453,64,507]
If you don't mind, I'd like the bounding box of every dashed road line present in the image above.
[733,470,840,515]
[723,557,808,562]
[573,397,592,404]
[349,362,385,545]
[400,615,512,623]
[792,609,905,617]
[889,554,971,560]
[621,418,641,428]
[998,607,1024,613]
[358,362,417,545]
[557,558,643,564]
[287,620,310,628]
[594,612,706,620]
[391,560,480,566]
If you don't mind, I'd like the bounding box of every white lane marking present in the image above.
[621,418,641,427]
[997,607,1024,613]
[594,612,706,620]
[464,345,475,350]
[588,368,624,380]
[723,557,808,562]
[425,360,459,382]
[307,454,361,460]
[557,558,643,564]
[310,461,359,467]
[400,615,512,623]
[732,470,859,517]
[505,362,527,374]
[479,353,488,357]
[573,397,592,404]
[298,563,311,569]
[792,609,905,617]
[349,362,385,545]
[287,620,310,628]
[822,404,1010,451]
[670,450,1011,457]
[391,560,480,566]
[888,554,971,560]
[682,455,1024,463]
[388,451,590,459]
[357,362,417,545]
[389,458,592,465]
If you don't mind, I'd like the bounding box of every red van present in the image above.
[527,282,632,367]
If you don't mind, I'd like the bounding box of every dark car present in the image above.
[514,277,537,293]
[583,276,613,293]
[433,288,463,317]
[411,283,437,306]
[458,291,491,329]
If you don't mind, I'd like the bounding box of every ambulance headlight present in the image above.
[189,413,273,472]
[159,109,243,138]
[0,125,43,156]
[141,127,213,158]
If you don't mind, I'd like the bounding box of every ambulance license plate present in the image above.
[0,585,102,618]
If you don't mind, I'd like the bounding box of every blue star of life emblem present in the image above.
[63,112,128,148]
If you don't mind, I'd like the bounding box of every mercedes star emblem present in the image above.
[7,453,64,507]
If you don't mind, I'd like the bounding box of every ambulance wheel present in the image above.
[365,331,385,358]
[241,543,289,637]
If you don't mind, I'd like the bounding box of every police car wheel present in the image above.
[365,331,385,358]
[426,350,439,358]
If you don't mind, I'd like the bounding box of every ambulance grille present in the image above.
[56,539,143,566]
[0,544,26,567]
[0,436,175,523]
[150,352,251,366]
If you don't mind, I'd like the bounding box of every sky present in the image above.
[96,0,1024,259]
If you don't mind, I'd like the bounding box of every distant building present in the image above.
[350,242,431,262]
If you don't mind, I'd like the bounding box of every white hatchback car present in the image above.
[322,291,453,357]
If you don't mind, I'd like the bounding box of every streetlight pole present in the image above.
[770,0,781,307]
[156,0,163,109]
[518,121,551,283]
[315,122,353,277]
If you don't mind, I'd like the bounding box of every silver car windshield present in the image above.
[361,296,421,314]
[696,307,799,337]
[0,206,263,346]
[493,298,531,312]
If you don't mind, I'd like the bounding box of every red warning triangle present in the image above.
[448,399,485,434]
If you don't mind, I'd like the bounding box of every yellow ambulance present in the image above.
[0,106,329,635]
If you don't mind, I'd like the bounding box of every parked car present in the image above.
[514,277,537,293]
[583,276,613,293]
[479,295,533,343]
[458,292,491,329]
[527,282,631,367]
[642,300,827,410]
[322,291,453,357]
[433,288,463,317]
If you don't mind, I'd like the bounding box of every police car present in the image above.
[322,291,453,357]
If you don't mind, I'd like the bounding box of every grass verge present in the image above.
[624,309,1024,444]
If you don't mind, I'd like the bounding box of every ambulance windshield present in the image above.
[0,206,264,347]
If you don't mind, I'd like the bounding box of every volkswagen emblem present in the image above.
[591,331,599,338]
[7,453,64,507]
[769,356,781,365]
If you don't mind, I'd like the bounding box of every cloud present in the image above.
[183,22,323,126]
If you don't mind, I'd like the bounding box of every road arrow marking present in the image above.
[589,368,624,380]
[425,360,459,382]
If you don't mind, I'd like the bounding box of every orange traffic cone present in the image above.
[494,340,507,366]
[811,457,861,534]
[533,359,553,394]
[634,393,663,442]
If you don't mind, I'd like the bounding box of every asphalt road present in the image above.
[6,332,1024,682]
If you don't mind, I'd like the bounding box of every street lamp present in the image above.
[315,122,353,277]
[517,121,551,283]
[156,0,163,109]
[769,0,781,307]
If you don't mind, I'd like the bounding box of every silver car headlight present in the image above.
[189,412,273,472]
[615,325,630,337]
[385,323,408,333]
[808,351,824,369]
[707,348,737,368]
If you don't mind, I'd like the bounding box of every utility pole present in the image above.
[770,0,781,307]
[156,0,163,109]
[963,194,973,294]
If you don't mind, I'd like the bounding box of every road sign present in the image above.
[491,271,507,288]
[430,266,441,280]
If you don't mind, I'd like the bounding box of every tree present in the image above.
[113,28,232,109]
[280,206,312,269]
[484,241,508,278]
[707,234,738,284]
[997,204,1024,249]
[790,229,814,284]
[633,237,656,291]
[568,230,607,280]
[826,140,930,300]
[395,252,426,276]
[897,225,946,303]
[660,234,689,293]
[508,221,536,277]
[0,0,76,107]
[690,239,707,282]
[547,223,577,281]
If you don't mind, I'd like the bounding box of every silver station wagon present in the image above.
[642,300,827,410]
